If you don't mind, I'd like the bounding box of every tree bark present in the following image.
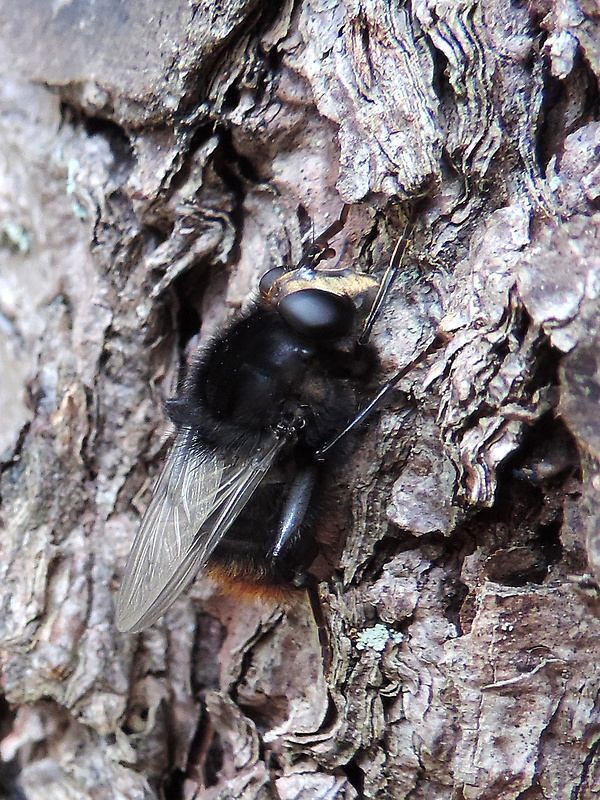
[0,1,599,798]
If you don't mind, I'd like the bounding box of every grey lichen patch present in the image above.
[355,623,403,652]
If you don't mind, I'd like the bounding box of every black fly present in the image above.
[116,205,420,633]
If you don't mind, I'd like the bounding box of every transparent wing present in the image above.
[116,430,285,633]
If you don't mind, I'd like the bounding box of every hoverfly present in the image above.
[116,205,422,633]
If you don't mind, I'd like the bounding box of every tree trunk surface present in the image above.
[0,1,598,798]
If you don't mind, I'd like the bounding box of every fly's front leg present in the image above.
[298,204,350,270]
[269,463,319,586]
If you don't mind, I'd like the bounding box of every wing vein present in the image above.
[116,430,286,633]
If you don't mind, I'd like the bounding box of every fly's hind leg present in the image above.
[268,463,320,587]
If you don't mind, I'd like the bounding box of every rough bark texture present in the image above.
[0,1,598,798]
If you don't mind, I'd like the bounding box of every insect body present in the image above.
[116,207,386,633]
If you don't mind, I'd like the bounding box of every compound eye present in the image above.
[279,288,356,339]
[259,267,286,297]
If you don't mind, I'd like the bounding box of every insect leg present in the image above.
[358,210,416,346]
[270,464,318,560]
[315,206,438,461]
[312,203,350,251]
[267,464,322,587]
[315,336,443,461]
[299,204,350,270]
[307,579,332,673]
